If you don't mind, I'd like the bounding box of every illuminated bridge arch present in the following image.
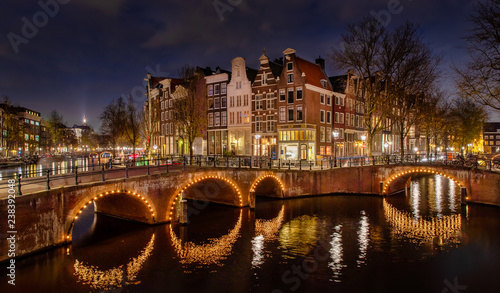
[167,175,244,222]
[382,167,465,195]
[66,189,157,241]
[250,174,285,198]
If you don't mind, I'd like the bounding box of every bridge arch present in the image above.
[250,174,285,197]
[382,167,465,195]
[167,175,244,222]
[66,189,157,241]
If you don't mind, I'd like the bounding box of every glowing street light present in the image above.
[255,135,261,157]
[332,129,339,167]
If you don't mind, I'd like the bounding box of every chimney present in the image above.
[315,56,325,71]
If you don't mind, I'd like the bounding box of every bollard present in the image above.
[126,164,129,178]
[249,190,256,210]
[461,187,467,205]
[239,157,241,169]
[179,199,188,225]
[17,174,22,196]
[310,161,312,170]
[46,170,50,190]
[278,158,280,170]
[102,164,105,182]
[288,159,291,170]
[147,162,150,175]
[75,166,78,185]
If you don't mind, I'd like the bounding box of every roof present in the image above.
[269,60,283,78]
[246,67,258,83]
[295,57,332,91]
[329,75,348,93]
[483,122,500,132]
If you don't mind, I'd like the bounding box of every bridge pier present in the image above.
[461,187,467,205]
[179,199,188,225]
[249,190,256,210]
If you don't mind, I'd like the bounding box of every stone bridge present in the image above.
[1,164,499,262]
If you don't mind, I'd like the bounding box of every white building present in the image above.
[226,57,256,155]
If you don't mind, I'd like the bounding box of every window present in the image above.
[321,80,327,88]
[35,121,39,126]
[287,62,293,71]
[230,112,234,124]
[221,97,227,108]
[340,96,345,106]
[169,100,173,108]
[244,95,249,106]
[295,87,302,100]
[288,107,294,121]
[346,113,350,126]
[214,98,220,109]
[214,84,220,95]
[288,88,294,103]
[230,96,234,107]
[221,83,226,94]
[208,113,213,127]
[287,74,293,83]
[237,95,241,107]
[320,94,325,104]
[262,73,267,85]
[320,127,325,142]
[326,111,331,124]
[236,81,241,89]
[237,70,240,77]
[320,110,325,123]
[497,135,500,139]
[327,127,331,142]
[244,111,250,123]
[351,115,355,127]
[215,112,221,126]
[326,95,331,105]
[267,116,274,132]
[340,113,344,124]
[297,105,303,121]
[221,112,227,126]
[237,111,242,124]
[335,112,339,123]
[267,99,276,110]
[208,98,214,109]
[335,95,340,105]
[280,107,286,122]
[25,134,29,140]
[280,89,286,101]
[255,116,263,132]
[255,94,263,110]
[208,85,213,96]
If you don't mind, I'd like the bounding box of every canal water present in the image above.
[2,174,500,293]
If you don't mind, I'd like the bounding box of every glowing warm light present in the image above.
[383,168,463,194]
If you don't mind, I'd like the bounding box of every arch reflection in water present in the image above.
[383,200,462,245]
[252,206,285,268]
[73,234,155,290]
[170,210,243,266]
[329,225,344,282]
[279,215,321,258]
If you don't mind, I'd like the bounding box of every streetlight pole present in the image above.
[361,134,366,157]
[332,129,339,167]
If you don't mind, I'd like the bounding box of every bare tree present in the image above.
[123,96,142,155]
[47,110,67,149]
[447,97,487,153]
[332,17,392,156]
[172,65,207,163]
[100,97,126,155]
[456,0,500,110]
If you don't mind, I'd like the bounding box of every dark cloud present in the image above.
[0,0,482,127]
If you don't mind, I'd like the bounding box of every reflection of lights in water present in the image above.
[410,181,420,218]
[449,182,456,213]
[383,200,462,245]
[279,215,319,258]
[251,206,285,268]
[357,211,369,267]
[251,235,265,268]
[170,210,242,266]
[435,175,443,217]
[255,206,285,240]
[73,233,155,290]
[329,225,343,282]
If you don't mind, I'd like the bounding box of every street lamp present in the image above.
[332,129,339,167]
[383,142,389,155]
[361,134,366,156]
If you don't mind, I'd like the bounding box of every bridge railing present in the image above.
[0,154,497,197]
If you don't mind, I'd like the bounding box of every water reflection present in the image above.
[357,211,369,267]
[73,233,155,290]
[279,215,320,258]
[252,205,285,268]
[169,210,243,266]
[409,174,461,217]
[383,200,462,245]
[329,225,343,282]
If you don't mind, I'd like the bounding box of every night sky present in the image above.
[0,0,483,129]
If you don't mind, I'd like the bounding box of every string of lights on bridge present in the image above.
[250,174,285,193]
[382,168,464,194]
[68,190,156,240]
